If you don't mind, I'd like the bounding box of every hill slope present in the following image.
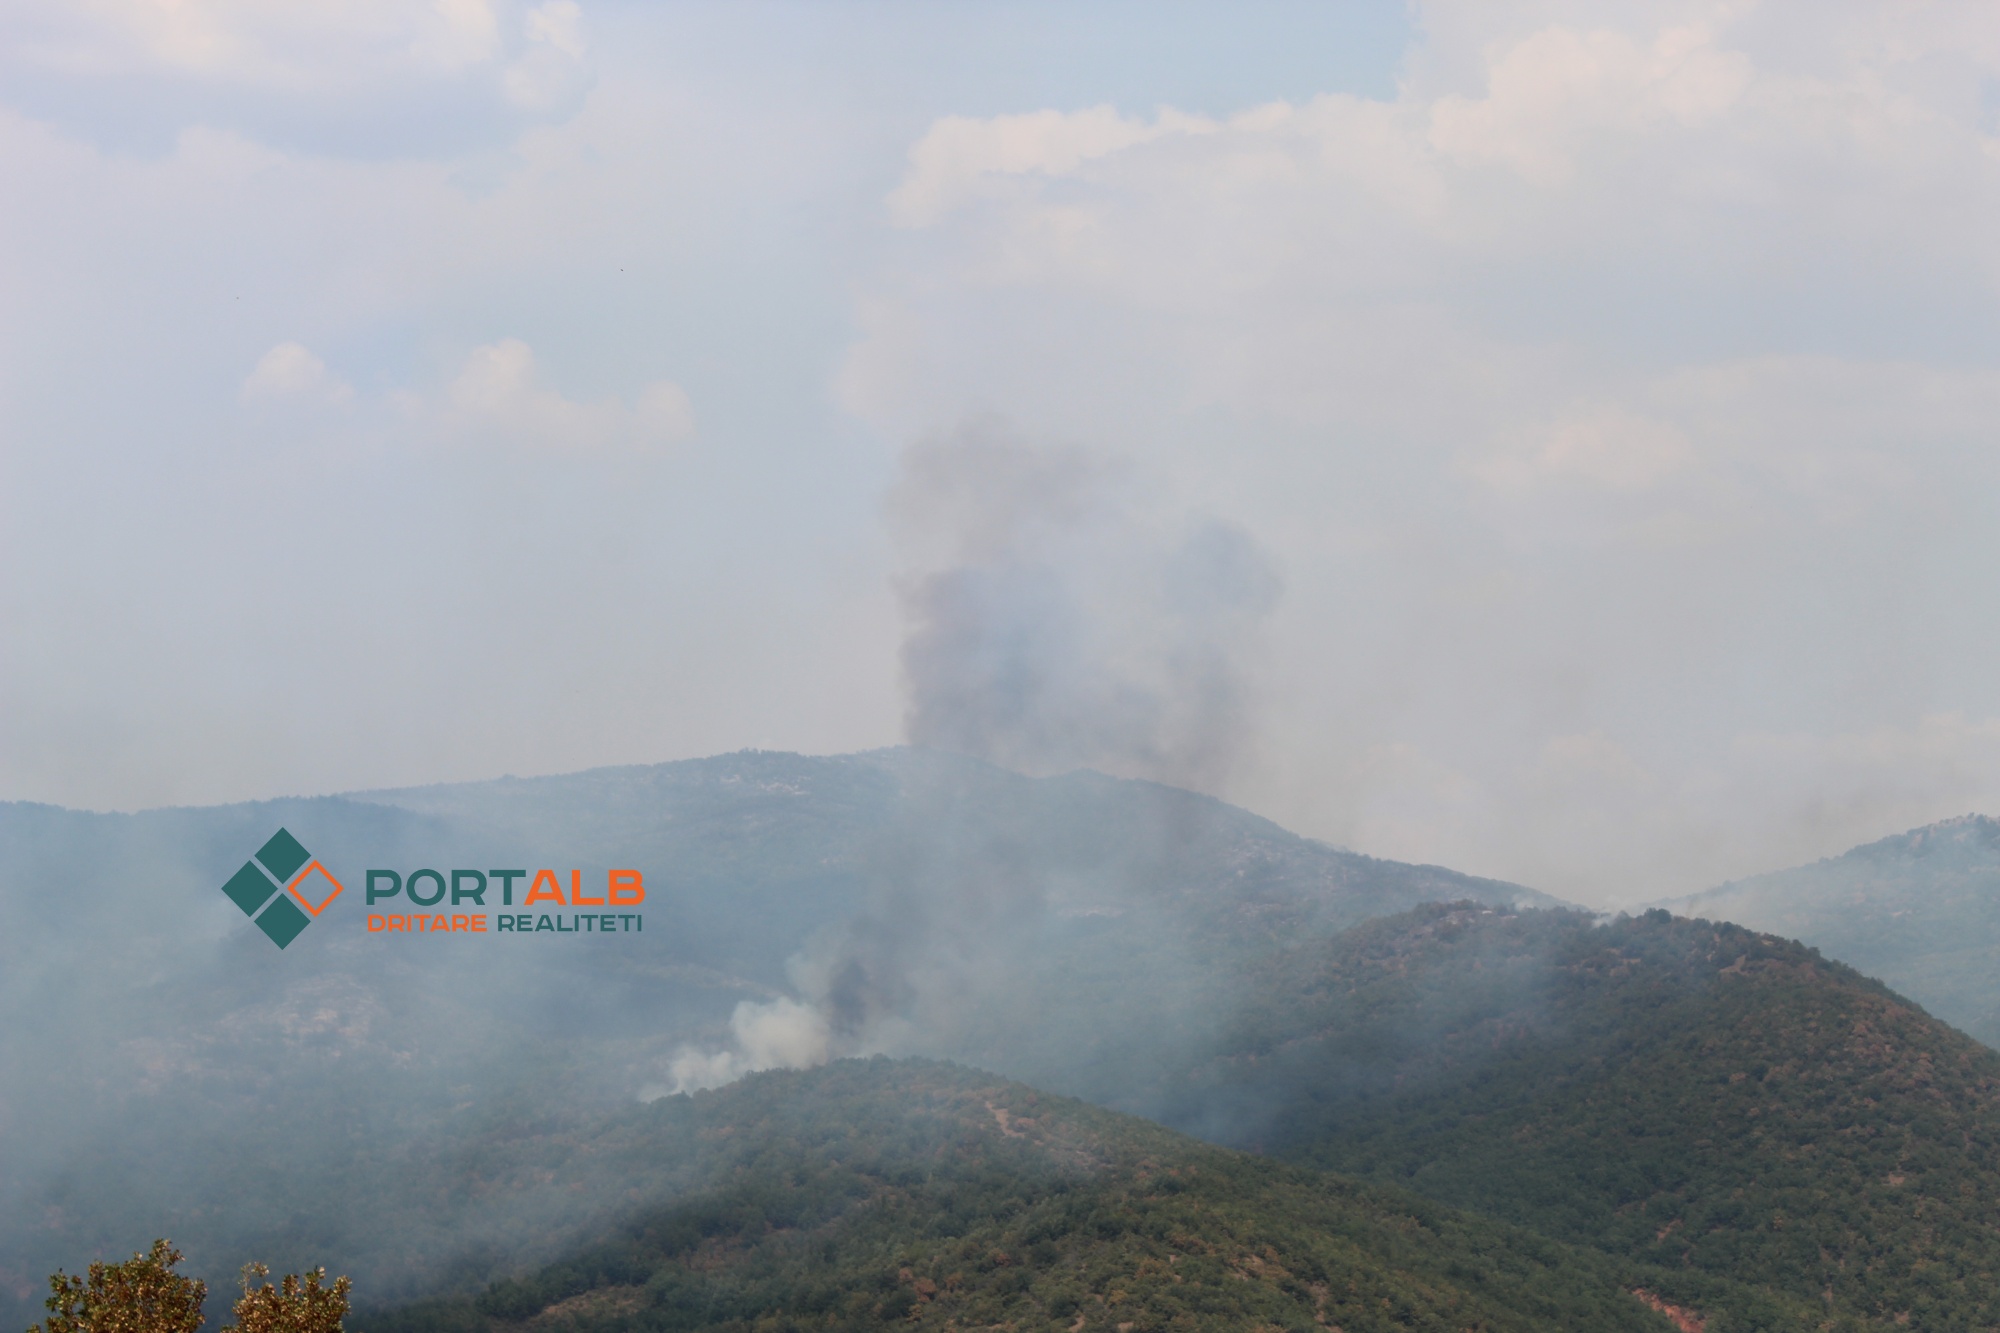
[1662,813,2000,1045]
[352,746,1555,984]
[352,1059,1781,1333]
[0,749,1551,1331]
[352,747,1559,1104]
[1159,905,2000,1330]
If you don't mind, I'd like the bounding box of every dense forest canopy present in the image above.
[352,1060,1815,1333]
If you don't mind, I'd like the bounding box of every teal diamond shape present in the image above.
[256,828,311,884]
[256,893,312,949]
[222,860,280,917]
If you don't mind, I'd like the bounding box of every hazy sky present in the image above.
[6,0,2000,905]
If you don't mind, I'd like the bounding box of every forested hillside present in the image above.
[353,1059,1820,1333]
[1163,905,2000,1330]
[1663,813,2000,1045]
[0,749,1550,1331]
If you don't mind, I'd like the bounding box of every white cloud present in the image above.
[503,1,590,109]
[864,11,2000,317]
[240,341,352,404]
[1472,405,1695,493]
[1427,25,1752,184]
[437,337,693,451]
[233,337,691,452]
[0,0,593,152]
[524,0,584,60]
[633,379,696,440]
[889,105,1210,226]
[16,0,509,87]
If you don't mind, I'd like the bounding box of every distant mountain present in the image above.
[353,748,1561,1104]
[1153,904,2000,1330]
[1659,813,2000,1045]
[0,748,1552,1328]
[353,746,1559,979]
[354,1059,1792,1333]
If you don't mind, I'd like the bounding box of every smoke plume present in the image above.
[891,422,1282,793]
[651,997,831,1097]
[656,423,1284,1092]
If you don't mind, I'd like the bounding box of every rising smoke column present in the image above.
[657,422,1284,1093]
[891,422,1282,793]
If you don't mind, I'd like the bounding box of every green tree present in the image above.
[223,1266,350,1333]
[30,1239,207,1333]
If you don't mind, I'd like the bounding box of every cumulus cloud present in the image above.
[1426,24,1753,184]
[240,341,352,405]
[231,337,692,452]
[504,1,589,110]
[437,338,693,450]
[8,0,522,86]
[0,0,592,152]
[857,10,2000,328]
[889,106,1209,227]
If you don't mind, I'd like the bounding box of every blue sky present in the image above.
[7,1,2000,905]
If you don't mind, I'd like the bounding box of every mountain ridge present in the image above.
[1150,903,2000,1329]
[1656,809,2000,1045]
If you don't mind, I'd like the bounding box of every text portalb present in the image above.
[363,868,644,935]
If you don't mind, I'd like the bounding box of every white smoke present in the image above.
[643,997,831,1099]
[646,423,1284,1100]
[892,421,1282,793]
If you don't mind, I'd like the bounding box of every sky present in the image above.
[5,0,2000,906]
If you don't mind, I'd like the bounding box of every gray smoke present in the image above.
[659,765,1057,1091]
[890,422,1282,793]
[658,427,1284,1092]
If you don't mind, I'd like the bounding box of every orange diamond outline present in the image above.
[287,861,345,916]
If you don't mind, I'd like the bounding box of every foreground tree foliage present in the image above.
[29,1241,349,1333]
[227,1264,351,1333]
[31,1241,206,1333]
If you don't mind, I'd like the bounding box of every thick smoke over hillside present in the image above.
[891,425,1282,794]
[658,763,1067,1093]
[660,430,1285,1092]
[655,997,830,1098]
